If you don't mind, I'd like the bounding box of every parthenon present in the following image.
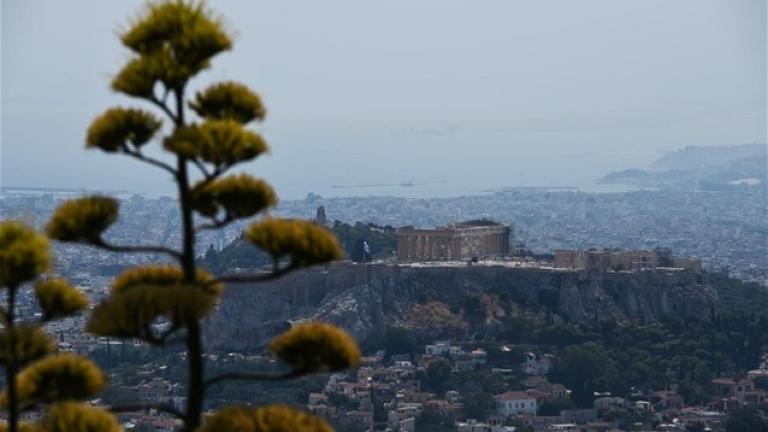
[397,220,511,261]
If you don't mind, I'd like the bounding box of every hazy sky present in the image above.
[2,0,765,199]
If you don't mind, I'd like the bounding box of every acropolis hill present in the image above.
[204,259,716,352]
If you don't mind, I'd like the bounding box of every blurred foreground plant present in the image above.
[39,1,359,431]
[0,221,117,432]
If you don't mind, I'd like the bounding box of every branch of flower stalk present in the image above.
[15,398,44,413]
[203,370,303,390]
[196,212,235,232]
[148,94,179,126]
[109,402,185,419]
[214,261,301,284]
[89,238,183,262]
[192,159,212,180]
[123,147,177,176]
[193,165,225,190]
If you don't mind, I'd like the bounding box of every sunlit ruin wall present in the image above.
[554,249,702,272]
[396,220,511,261]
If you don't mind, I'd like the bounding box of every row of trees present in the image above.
[1,1,361,431]
[546,313,768,407]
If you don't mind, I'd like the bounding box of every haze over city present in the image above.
[2,0,765,198]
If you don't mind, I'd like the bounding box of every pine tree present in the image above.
[32,1,359,431]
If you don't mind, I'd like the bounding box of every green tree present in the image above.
[422,358,453,394]
[724,406,768,432]
[538,397,576,416]
[463,391,495,420]
[330,221,397,262]
[0,221,117,432]
[365,326,421,360]
[548,342,614,407]
[479,372,508,395]
[41,1,361,431]
[754,376,768,391]
[416,405,455,432]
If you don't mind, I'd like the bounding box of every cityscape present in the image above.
[1,0,765,431]
[0,183,766,431]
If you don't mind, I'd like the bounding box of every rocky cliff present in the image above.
[203,262,718,351]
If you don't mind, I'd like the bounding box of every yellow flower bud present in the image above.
[193,174,277,219]
[46,196,118,243]
[0,221,50,288]
[199,405,334,432]
[164,120,268,167]
[270,322,360,374]
[110,264,221,295]
[0,325,56,368]
[0,422,41,432]
[115,1,232,94]
[41,402,121,432]
[1,354,107,407]
[245,219,343,267]
[88,282,221,342]
[112,56,161,98]
[35,279,89,321]
[120,1,231,58]
[190,81,266,124]
[86,107,161,152]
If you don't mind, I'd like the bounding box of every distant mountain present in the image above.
[652,143,765,171]
[599,168,652,185]
[600,144,766,191]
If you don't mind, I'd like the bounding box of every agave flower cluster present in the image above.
[0,222,119,432]
[1,1,363,432]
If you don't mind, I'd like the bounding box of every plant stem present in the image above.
[204,370,302,389]
[185,321,204,431]
[173,87,205,432]
[5,287,18,432]
[90,238,183,261]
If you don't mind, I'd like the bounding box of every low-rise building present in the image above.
[137,377,175,403]
[653,391,684,410]
[593,396,628,411]
[495,391,537,417]
[523,352,553,376]
[455,419,515,432]
[425,341,462,357]
[560,408,598,423]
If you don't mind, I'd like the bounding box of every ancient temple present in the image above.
[397,220,511,261]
